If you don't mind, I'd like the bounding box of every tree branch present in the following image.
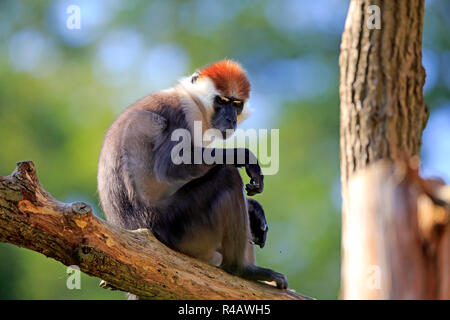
[0,161,310,300]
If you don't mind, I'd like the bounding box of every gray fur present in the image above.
[98,87,288,292]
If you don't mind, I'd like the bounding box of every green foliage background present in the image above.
[0,0,448,299]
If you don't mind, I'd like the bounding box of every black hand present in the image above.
[245,163,264,196]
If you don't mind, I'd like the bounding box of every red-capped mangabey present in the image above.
[97,59,288,291]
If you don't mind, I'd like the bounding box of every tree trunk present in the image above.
[340,0,428,185]
[340,0,450,299]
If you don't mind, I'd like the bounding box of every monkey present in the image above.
[97,59,288,291]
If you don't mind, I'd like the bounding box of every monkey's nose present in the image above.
[226,117,236,128]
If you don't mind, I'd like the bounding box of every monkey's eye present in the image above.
[232,100,244,113]
[214,96,229,106]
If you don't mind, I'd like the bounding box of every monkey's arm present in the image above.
[122,110,168,147]
[200,147,264,196]
[155,144,263,195]
[215,148,264,196]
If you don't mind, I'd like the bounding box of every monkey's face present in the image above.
[182,59,253,137]
[211,95,243,139]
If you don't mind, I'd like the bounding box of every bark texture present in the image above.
[0,161,310,300]
[339,0,450,299]
[340,0,428,187]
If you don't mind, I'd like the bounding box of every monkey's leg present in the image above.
[221,239,289,290]
[239,264,288,289]
[204,167,288,289]
[152,165,237,265]
[224,194,286,288]
[155,165,288,289]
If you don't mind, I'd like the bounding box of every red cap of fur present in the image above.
[198,59,250,100]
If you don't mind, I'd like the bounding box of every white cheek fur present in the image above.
[237,101,252,124]
[179,76,217,117]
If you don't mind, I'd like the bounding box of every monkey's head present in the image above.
[182,59,252,139]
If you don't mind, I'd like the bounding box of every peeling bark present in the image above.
[343,160,450,299]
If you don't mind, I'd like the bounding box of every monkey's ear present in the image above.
[191,70,200,83]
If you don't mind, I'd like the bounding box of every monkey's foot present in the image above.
[271,271,289,290]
